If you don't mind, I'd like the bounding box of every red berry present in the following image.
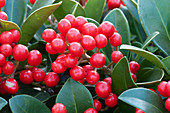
[46,42,58,54]
[165,97,170,111]
[27,50,42,66]
[111,51,123,63]
[64,14,76,28]
[84,108,97,113]
[95,34,107,48]
[136,108,145,113]
[86,71,99,85]
[90,53,106,68]
[0,11,8,21]
[98,21,116,39]
[4,78,19,94]
[0,53,6,66]
[166,81,170,96]
[58,19,71,36]
[81,35,96,51]
[105,93,118,107]
[95,81,111,98]
[70,66,85,81]
[131,73,137,82]
[44,72,59,87]
[64,54,77,68]
[0,31,13,44]
[82,23,98,38]
[104,77,112,87]
[55,54,66,64]
[78,78,85,84]
[66,28,81,43]
[19,70,33,84]
[0,81,8,95]
[52,103,67,113]
[0,0,6,8]
[82,65,94,76]
[32,68,46,82]
[51,38,67,53]
[75,16,88,33]
[93,99,101,111]
[56,33,65,41]
[29,0,36,5]
[68,42,83,57]
[108,0,121,10]
[129,61,140,73]
[42,29,56,42]
[0,44,12,57]
[157,81,168,97]
[9,29,21,43]
[109,33,122,47]
[12,44,29,61]
[2,61,14,75]
[148,88,157,94]
[51,61,67,74]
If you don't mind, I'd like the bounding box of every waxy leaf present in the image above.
[0,97,8,110]
[9,95,51,113]
[56,78,94,113]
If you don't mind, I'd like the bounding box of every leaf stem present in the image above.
[11,61,19,78]
[107,61,114,68]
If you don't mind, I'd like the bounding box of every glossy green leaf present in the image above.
[19,2,62,45]
[0,97,8,110]
[119,88,164,113]
[120,45,170,75]
[111,57,137,95]
[103,9,130,57]
[138,67,153,80]
[3,0,27,26]
[162,56,170,71]
[53,0,85,21]
[9,95,51,113]
[0,20,21,34]
[86,18,100,27]
[84,0,106,22]
[56,78,94,113]
[138,0,170,56]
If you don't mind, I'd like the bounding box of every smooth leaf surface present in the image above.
[84,0,106,22]
[119,88,164,113]
[9,95,51,113]
[56,78,94,113]
[162,56,170,71]
[138,0,170,56]
[19,2,62,45]
[111,57,137,96]
[0,97,8,110]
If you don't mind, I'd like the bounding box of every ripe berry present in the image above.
[165,97,170,111]
[55,54,66,64]
[95,34,107,48]
[9,29,21,43]
[98,21,116,39]
[0,31,13,44]
[0,53,6,66]
[29,0,36,5]
[90,53,106,68]
[104,77,112,87]
[78,78,85,84]
[51,61,67,74]
[108,0,121,10]
[4,78,19,94]
[136,108,145,113]
[13,44,29,61]
[166,81,170,96]
[64,14,76,28]
[32,68,46,82]
[75,16,88,33]
[82,65,94,76]
[46,42,58,54]
[0,81,8,95]
[42,29,56,42]
[44,72,59,87]
[131,73,137,82]
[105,93,118,107]
[82,23,98,38]
[51,38,67,53]
[0,0,6,8]
[95,81,111,98]
[93,99,101,111]
[52,103,67,113]
[111,51,123,63]
[86,71,99,85]
[84,108,97,113]
[64,54,77,68]
[27,50,42,66]
[56,33,65,41]
[148,88,157,94]
[81,35,96,51]
[2,61,14,75]
[129,61,140,73]
[0,11,8,21]
[70,66,85,81]
[66,28,81,43]
[58,19,71,35]
[68,42,83,57]
[109,33,122,47]
[157,81,168,97]
[19,70,33,84]
[0,44,12,57]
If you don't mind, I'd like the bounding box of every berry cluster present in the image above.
[0,0,8,21]
[129,61,140,82]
